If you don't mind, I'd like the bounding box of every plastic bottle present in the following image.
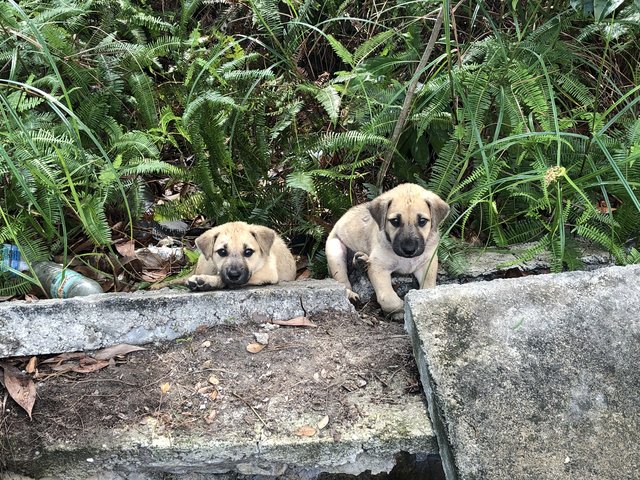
[0,244,29,273]
[2,244,103,298]
[32,261,103,298]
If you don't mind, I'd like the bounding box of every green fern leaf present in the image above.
[326,34,353,66]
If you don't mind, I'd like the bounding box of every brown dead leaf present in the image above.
[317,415,329,430]
[246,343,266,354]
[49,362,78,374]
[41,352,86,365]
[0,362,36,419]
[93,344,146,360]
[296,269,311,280]
[25,356,37,374]
[114,240,136,259]
[597,199,617,214]
[196,385,213,395]
[209,389,219,401]
[204,409,217,424]
[294,425,317,437]
[140,268,170,283]
[271,316,318,328]
[71,358,110,374]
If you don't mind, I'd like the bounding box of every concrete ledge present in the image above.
[6,400,436,479]
[405,265,640,480]
[0,279,353,357]
[3,310,437,479]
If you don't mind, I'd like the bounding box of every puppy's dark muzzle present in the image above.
[221,264,250,286]
[393,236,425,258]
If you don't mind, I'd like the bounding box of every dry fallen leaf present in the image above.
[71,358,110,374]
[209,389,219,401]
[0,363,36,419]
[93,344,147,360]
[140,269,170,283]
[204,409,217,424]
[294,425,317,437]
[114,240,136,259]
[208,374,220,385]
[196,385,213,395]
[160,383,171,394]
[25,356,37,374]
[41,352,86,365]
[201,359,213,369]
[317,415,329,430]
[271,316,318,328]
[246,343,265,354]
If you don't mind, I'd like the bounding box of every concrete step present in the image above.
[405,264,640,480]
[1,280,439,479]
[0,279,353,358]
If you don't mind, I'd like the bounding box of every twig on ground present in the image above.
[231,391,268,428]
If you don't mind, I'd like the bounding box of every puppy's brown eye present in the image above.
[389,217,401,227]
[417,217,429,227]
[217,248,228,257]
[244,248,254,257]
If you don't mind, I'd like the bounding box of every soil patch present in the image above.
[1,305,428,477]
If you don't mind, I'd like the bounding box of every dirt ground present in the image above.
[0,303,441,478]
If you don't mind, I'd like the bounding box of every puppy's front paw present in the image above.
[378,296,405,317]
[346,289,360,303]
[352,252,370,272]
[385,310,405,322]
[186,275,214,291]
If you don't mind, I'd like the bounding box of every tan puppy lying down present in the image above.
[186,221,296,290]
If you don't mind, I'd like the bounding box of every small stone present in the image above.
[254,332,269,345]
[201,340,211,349]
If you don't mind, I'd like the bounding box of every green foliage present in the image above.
[2,0,640,297]
[0,0,177,294]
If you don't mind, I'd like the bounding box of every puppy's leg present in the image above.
[326,237,359,302]
[415,252,438,288]
[186,274,224,291]
[368,266,404,314]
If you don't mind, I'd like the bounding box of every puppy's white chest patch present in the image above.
[393,255,426,274]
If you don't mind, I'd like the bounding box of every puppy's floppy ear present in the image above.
[368,198,392,230]
[195,227,220,259]
[251,226,276,255]
[424,191,450,227]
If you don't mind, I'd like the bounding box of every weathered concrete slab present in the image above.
[3,315,438,479]
[5,401,435,479]
[405,265,640,480]
[0,279,353,357]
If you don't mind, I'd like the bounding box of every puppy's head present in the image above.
[195,222,275,287]
[368,184,449,258]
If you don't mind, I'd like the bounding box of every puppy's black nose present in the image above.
[226,268,242,281]
[400,238,419,256]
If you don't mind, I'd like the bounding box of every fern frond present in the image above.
[312,131,389,152]
[353,30,395,65]
[129,73,158,128]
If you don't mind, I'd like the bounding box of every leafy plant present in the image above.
[0,0,177,295]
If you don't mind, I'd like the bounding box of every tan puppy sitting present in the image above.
[326,183,449,315]
[186,221,296,291]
